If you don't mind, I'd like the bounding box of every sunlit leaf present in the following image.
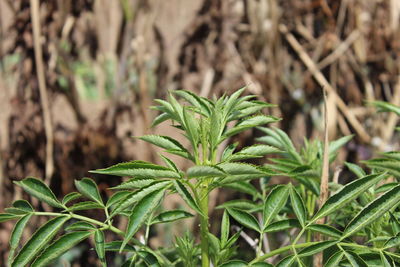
[14,178,63,208]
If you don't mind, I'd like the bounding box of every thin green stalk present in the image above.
[250,241,319,264]
[199,186,210,267]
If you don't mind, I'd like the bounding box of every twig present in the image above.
[279,24,371,143]
[381,76,400,150]
[30,0,54,183]
[314,88,330,267]
[232,225,258,251]
[317,30,360,70]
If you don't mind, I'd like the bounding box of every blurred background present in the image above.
[0,0,400,265]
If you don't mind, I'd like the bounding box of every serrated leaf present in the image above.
[173,180,203,216]
[312,173,387,223]
[290,186,306,227]
[384,233,400,250]
[111,178,156,190]
[183,107,200,145]
[62,192,82,205]
[31,231,91,267]
[106,191,131,208]
[65,221,96,231]
[150,210,193,225]
[8,214,32,265]
[221,143,238,162]
[224,115,280,138]
[14,177,63,208]
[263,219,301,233]
[121,189,165,251]
[151,113,170,127]
[325,251,344,267]
[263,185,289,229]
[68,201,104,211]
[342,184,400,239]
[343,250,368,267]
[218,162,264,175]
[111,181,171,217]
[12,216,70,267]
[173,90,211,116]
[221,210,230,247]
[0,213,21,222]
[94,229,106,263]
[229,145,280,161]
[140,135,186,151]
[75,178,103,205]
[307,224,342,239]
[159,155,179,172]
[223,181,261,198]
[298,240,337,257]
[365,159,400,177]
[187,165,226,178]
[227,208,261,233]
[90,160,180,179]
[216,199,259,211]
[104,241,136,252]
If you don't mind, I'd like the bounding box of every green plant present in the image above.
[1,89,400,267]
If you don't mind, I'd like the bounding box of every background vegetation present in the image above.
[0,0,400,265]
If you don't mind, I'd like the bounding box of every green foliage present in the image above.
[2,90,400,266]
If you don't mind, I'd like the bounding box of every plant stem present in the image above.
[199,186,210,267]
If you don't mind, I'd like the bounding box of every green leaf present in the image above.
[364,159,400,177]
[370,100,400,116]
[263,219,301,233]
[67,201,104,211]
[14,177,63,208]
[290,186,306,227]
[31,231,91,267]
[106,191,131,208]
[224,115,280,138]
[312,173,387,223]
[384,233,400,249]
[380,251,392,267]
[111,178,156,190]
[151,113,170,127]
[187,165,226,178]
[220,260,248,267]
[227,208,261,233]
[8,214,32,265]
[230,144,280,161]
[325,251,344,267]
[137,250,161,267]
[140,135,186,151]
[343,250,368,267]
[65,221,96,231]
[222,181,261,198]
[218,162,264,176]
[250,263,274,267]
[221,210,230,247]
[276,255,295,267]
[173,180,203,216]
[263,185,289,229]
[183,107,200,145]
[216,199,259,211]
[345,162,366,178]
[150,210,193,225]
[75,178,103,205]
[0,213,21,222]
[306,224,342,239]
[90,160,180,179]
[94,229,106,263]
[376,183,398,194]
[104,241,136,252]
[159,155,179,172]
[173,90,211,116]
[121,189,165,251]
[329,135,353,161]
[298,240,338,257]
[12,216,70,267]
[62,192,82,205]
[342,184,400,239]
[221,143,238,161]
[111,181,171,217]
[6,200,34,215]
